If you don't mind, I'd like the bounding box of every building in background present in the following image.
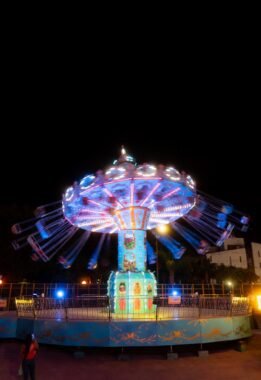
[252,242,261,281]
[206,237,261,282]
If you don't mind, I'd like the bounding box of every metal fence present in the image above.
[0,282,257,314]
[14,294,251,321]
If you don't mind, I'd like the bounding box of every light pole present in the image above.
[156,237,159,280]
[227,281,234,295]
[155,224,170,283]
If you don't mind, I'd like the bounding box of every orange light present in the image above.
[0,279,3,285]
[156,224,169,235]
[81,280,87,285]
[257,295,261,310]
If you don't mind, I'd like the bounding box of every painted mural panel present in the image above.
[0,316,17,338]
[1,315,253,347]
[118,230,146,271]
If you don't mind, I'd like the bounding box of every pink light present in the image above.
[130,182,134,206]
[88,199,106,208]
[133,177,162,180]
[140,182,161,207]
[162,187,181,200]
[147,187,181,209]
[103,188,124,208]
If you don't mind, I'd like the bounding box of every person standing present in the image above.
[21,333,39,380]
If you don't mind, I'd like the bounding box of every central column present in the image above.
[108,206,157,315]
[118,230,147,271]
[114,206,151,272]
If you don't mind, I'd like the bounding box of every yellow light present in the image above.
[156,224,169,235]
[257,295,261,310]
[227,281,233,287]
[81,280,87,285]
[15,299,33,304]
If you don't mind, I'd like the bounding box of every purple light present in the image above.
[140,182,161,207]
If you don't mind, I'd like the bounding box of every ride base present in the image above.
[0,301,252,347]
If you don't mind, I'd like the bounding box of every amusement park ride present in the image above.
[12,147,249,318]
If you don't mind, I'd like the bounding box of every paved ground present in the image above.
[1,331,261,380]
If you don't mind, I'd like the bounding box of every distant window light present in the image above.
[229,256,232,266]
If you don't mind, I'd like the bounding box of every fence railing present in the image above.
[14,295,251,321]
[0,282,258,312]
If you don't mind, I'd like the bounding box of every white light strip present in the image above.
[136,165,157,177]
[151,213,183,218]
[65,187,74,201]
[140,182,161,207]
[92,222,115,232]
[150,218,169,224]
[76,216,112,221]
[76,219,112,228]
[153,202,195,213]
[109,226,119,234]
[105,167,126,180]
[80,209,107,215]
[165,167,181,181]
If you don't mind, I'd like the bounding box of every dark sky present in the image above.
[1,122,260,242]
[1,33,260,247]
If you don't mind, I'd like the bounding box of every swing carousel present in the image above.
[10,148,252,347]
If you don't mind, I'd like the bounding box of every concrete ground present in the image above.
[1,331,261,380]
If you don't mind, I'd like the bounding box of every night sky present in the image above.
[2,123,260,240]
[0,43,260,281]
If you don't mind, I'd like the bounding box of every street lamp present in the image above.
[155,224,170,281]
[226,280,234,295]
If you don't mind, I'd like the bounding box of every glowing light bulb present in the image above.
[156,224,169,235]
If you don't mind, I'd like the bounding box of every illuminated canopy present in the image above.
[63,149,196,233]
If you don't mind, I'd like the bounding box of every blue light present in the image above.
[172,290,178,296]
[56,290,64,299]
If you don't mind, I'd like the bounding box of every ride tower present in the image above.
[63,147,196,316]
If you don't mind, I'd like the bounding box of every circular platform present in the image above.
[0,311,252,347]
[18,315,253,347]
